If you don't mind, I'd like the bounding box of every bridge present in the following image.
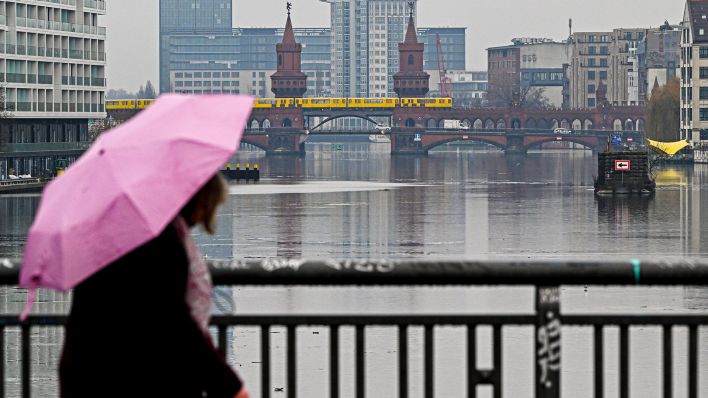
[107,102,646,155]
[241,127,644,155]
[1,258,706,398]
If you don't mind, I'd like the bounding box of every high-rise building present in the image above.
[638,22,680,101]
[159,0,232,93]
[569,29,648,109]
[487,38,569,108]
[323,0,418,98]
[681,0,708,143]
[0,0,107,180]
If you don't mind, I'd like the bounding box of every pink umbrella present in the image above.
[20,94,254,316]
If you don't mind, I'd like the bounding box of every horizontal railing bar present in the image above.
[3,259,708,286]
[6,314,708,327]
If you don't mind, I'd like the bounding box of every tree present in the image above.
[136,81,156,99]
[646,78,680,142]
[106,89,136,99]
[487,77,551,109]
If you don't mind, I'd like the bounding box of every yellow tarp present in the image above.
[646,139,690,156]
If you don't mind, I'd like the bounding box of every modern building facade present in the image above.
[487,38,569,108]
[323,0,419,97]
[0,0,107,179]
[681,0,708,143]
[569,29,649,109]
[166,28,332,98]
[445,70,487,106]
[159,0,232,93]
[639,22,681,100]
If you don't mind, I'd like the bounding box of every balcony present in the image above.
[6,73,26,83]
[38,75,53,84]
[15,102,32,111]
[91,77,105,87]
[3,141,90,153]
[0,259,704,398]
[83,0,106,11]
[16,17,106,37]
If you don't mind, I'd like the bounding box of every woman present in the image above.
[60,174,250,398]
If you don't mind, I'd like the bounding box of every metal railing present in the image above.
[0,259,706,398]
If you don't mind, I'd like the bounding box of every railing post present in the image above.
[536,286,561,398]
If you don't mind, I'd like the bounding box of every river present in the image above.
[0,147,706,397]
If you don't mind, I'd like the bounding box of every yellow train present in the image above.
[106,97,452,111]
[253,97,453,109]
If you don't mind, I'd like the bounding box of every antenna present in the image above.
[569,18,573,40]
[408,1,414,18]
[287,2,292,15]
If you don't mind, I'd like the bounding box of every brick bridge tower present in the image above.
[393,2,429,98]
[271,3,307,98]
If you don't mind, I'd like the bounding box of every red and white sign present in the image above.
[615,160,631,171]
[462,135,469,140]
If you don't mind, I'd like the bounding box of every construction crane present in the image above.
[436,33,453,98]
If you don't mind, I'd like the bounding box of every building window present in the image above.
[278,54,283,66]
[588,71,596,80]
[588,58,596,67]
[701,47,708,59]
[701,87,708,100]
[588,98,596,107]
[588,46,596,55]
[175,73,184,78]
[600,58,608,67]
[600,71,608,80]
[588,84,596,94]
[701,108,708,121]
[600,46,609,55]
[701,67,708,79]
[408,54,414,65]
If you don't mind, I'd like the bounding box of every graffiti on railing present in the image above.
[536,286,561,396]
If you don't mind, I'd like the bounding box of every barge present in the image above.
[594,151,655,195]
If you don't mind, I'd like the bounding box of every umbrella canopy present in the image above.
[20,94,254,292]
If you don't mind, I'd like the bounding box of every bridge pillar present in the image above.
[505,135,527,155]
[265,132,306,156]
[390,132,427,155]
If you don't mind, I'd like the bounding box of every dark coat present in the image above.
[60,223,243,398]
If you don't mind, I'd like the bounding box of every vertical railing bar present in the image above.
[620,326,629,398]
[261,326,271,398]
[467,325,477,398]
[594,325,604,398]
[356,325,365,398]
[0,326,4,398]
[493,325,502,398]
[21,324,30,398]
[425,325,434,398]
[399,325,408,398]
[287,325,296,398]
[330,325,339,398]
[217,325,228,360]
[688,325,697,398]
[663,325,672,398]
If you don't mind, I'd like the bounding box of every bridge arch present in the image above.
[473,119,483,130]
[250,119,260,130]
[624,118,634,131]
[310,114,381,131]
[572,119,582,131]
[485,119,495,129]
[262,119,271,129]
[438,119,448,128]
[463,119,472,129]
[496,119,506,129]
[405,118,416,128]
[636,118,645,131]
[538,118,550,129]
[511,118,522,129]
[526,118,537,129]
[427,119,437,128]
[560,119,570,129]
[283,118,293,128]
[613,119,623,131]
[584,119,593,130]
[425,136,508,152]
[525,136,600,151]
[240,137,271,152]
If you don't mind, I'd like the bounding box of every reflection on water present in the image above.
[1,149,708,397]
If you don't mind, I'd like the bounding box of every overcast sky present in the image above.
[103,0,685,92]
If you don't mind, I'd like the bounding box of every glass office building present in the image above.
[159,0,232,92]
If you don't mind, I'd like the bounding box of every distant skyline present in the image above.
[103,0,685,92]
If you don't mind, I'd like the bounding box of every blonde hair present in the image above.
[180,174,228,234]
